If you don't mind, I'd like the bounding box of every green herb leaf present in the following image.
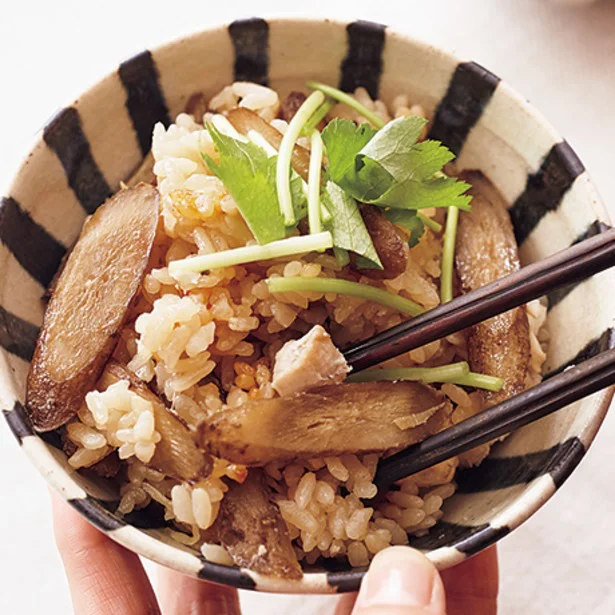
[365,171,472,211]
[321,119,378,187]
[322,115,472,212]
[358,118,450,181]
[203,123,286,244]
[355,117,471,210]
[204,123,309,243]
[333,247,350,267]
[290,173,308,222]
[383,209,426,248]
[322,181,382,269]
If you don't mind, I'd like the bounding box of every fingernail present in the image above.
[356,546,436,609]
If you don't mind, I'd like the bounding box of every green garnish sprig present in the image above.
[169,232,333,276]
[322,116,472,212]
[307,82,386,128]
[307,130,324,235]
[440,206,460,304]
[348,361,504,392]
[267,276,423,316]
[276,91,325,226]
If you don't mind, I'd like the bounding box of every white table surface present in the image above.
[1,1,614,613]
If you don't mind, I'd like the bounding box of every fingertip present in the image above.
[156,567,241,615]
[353,546,446,614]
[50,492,160,615]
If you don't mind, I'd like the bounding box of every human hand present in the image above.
[52,494,497,614]
[51,494,240,614]
[336,545,498,615]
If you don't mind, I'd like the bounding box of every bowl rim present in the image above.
[2,15,613,594]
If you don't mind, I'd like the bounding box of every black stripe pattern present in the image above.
[545,437,585,488]
[327,570,365,593]
[547,220,609,310]
[455,437,583,493]
[43,107,112,215]
[119,51,171,156]
[0,305,39,362]
[68,496,125,532]
[228,18,269,85]
[411,521,510,555]
[546,328,615,379]
[198,562,257,590]
[509,141,585,246]
[427,62,500,157]
[0,196,66,287]
[339,21,386,99]
[2,402,32,444]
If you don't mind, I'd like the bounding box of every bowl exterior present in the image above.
[1,17,613,593]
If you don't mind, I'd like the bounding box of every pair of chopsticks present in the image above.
[341,224,615,494]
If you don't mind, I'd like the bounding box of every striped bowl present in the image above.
[1,17,613,594]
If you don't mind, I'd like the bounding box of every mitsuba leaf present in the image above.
[383,209,426,248]
[322,115,472,212]
[203,123,287,244]
[322,181,382,269]
[321,119,378,187]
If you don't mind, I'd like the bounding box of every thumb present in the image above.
[352,546,446,615]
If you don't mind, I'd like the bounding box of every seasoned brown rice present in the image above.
[63,82,549,567]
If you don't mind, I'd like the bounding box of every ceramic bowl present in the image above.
[1,17,613,594]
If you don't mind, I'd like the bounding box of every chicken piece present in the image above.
[101,362,211,481]
[199,381,451,465]
[356,204,409,280]
[26,184,159,432]
[205,470,302,579]
[272,325,349,396]
[455,171,531,465]
[280,91,307,122]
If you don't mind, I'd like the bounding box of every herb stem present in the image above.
[169,232,333,276]
[302,98,336,136]
[307,82,386,129]
[267,276,424,317]
[277,91,325,226]
[248,128,330,222]
[440,206,459,303]
[348,362,504,392]
[349,362,469,384]
[418,213,443,233]
[455,373,505,392]
[308,130,324,235]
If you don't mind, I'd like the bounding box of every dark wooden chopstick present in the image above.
[372,347,615,493]
[344,224,615,372]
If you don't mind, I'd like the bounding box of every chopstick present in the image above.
[372,347,615,493]
[343,225,615,372]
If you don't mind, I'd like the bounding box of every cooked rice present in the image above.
[64,82,549,567]
[67,380,161,468]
